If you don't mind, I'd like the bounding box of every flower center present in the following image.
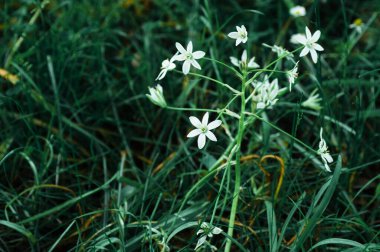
[186,53,193,60]
[306,42,313,48]
[201,126,208,133]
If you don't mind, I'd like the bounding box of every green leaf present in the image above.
[291,155,342,252]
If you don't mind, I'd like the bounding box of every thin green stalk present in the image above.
[224,71,247,252]
[203,57,242,78]
[174,70,241,94]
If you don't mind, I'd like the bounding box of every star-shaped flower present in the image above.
[317,128,333,172]
[174,41,205,75]
[195,222,222,251]
[187,112,222,149]
[293,26,324,63]
[156,56,176,80]
[228,25,248,46]
[230,50,260,69]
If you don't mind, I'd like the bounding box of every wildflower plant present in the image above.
[146,16,337,252]
[2,1,379,252]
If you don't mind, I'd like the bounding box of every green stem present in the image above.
[224,71,247,252]
[174,70,241,94]
[203,57,242,78]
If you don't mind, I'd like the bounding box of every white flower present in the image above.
[290,33,305,44]
[252,76,279,109]
[263,43,294,61]
[286,61,298,91]
[146,84,167,108]
[293,26,324,63]
[156,56,176,80]
[228,25,248,46]
[317,128,333,172]
[195,222,222,250]
[302,89,322,111]
[230,50,260,69]
[187,112,222,149]
[289,6,306,17]
[174,41,205,75]
[349,18,364,33]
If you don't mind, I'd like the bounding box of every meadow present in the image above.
[0,0,379,251]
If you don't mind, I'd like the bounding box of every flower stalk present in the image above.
[224,70,247,252]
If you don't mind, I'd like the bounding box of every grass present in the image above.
[1,0,380,251]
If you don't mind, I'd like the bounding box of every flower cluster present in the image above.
[145,17,336,251]
[252,76,280,109]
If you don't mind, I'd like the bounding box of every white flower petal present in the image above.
[300,47,309,57]
[324,153,333,163]
[182,60,191,75]
[310,48,318,63]
[205,131,217,142]
[191,60,201,70]
[324,162,331,172]
[202,112,209,125]
[161,59,170,68]
[313,43,324,51]
[156,69,166,80]
[291,34,307,44]
[207,120,222,130]
[187,41,193,53]
[212,227,223,235]
[228,32,238,39]
[174,54,186,61]
[248,58,260,68]
[311,30,321,43]
[189,116,202,128]
[175,42,187,54]
[305,26,312,39]
[197,134,206,149]
[168,62,176,70]
[230,56,239,67]
[241,50,247,62]
[187,129,202,138]
[195,236,207,250]
[235,38,241,46]
[193,51,205,59]
[256,102,265,109]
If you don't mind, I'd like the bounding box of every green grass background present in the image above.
[0,0,379,251]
